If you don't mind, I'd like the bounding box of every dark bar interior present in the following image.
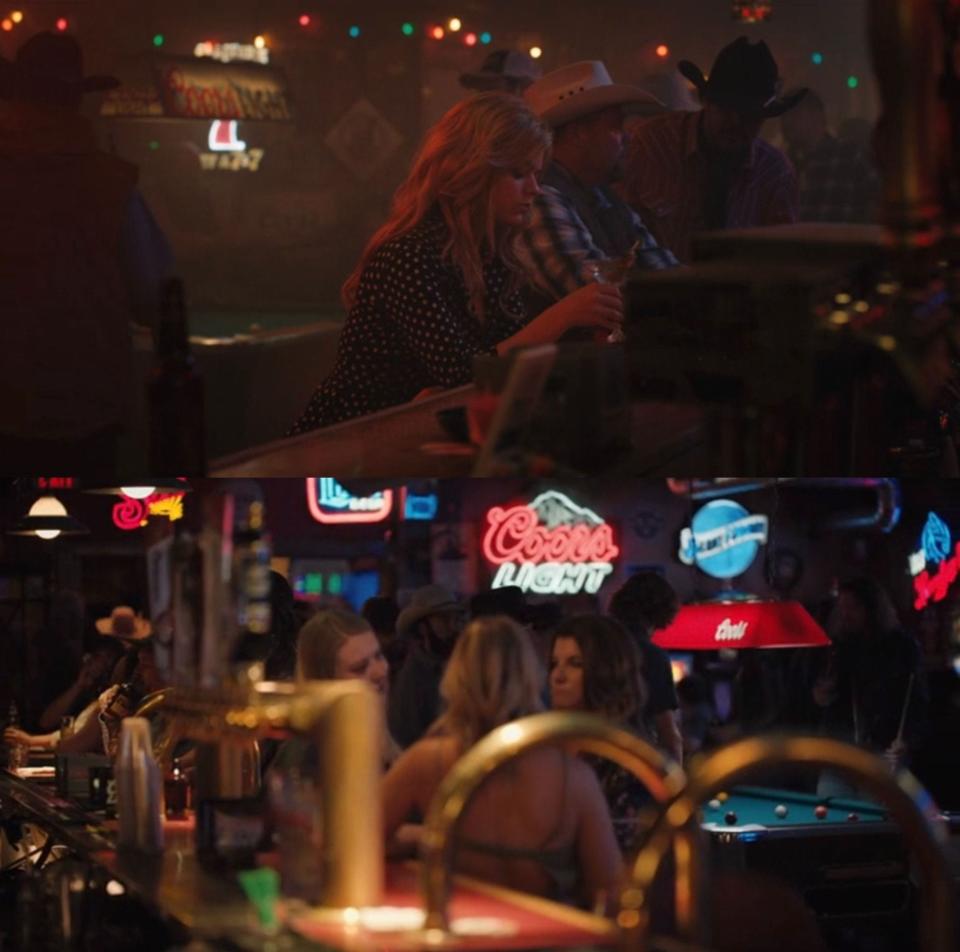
[1,477,959,951]
[2,1,958,475]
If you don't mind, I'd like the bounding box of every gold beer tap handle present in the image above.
[620,735,954,952]
[420,711,687,934]
[150,681,384,909]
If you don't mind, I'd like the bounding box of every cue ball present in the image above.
[815,805,828,819]
[848,812,859,822]
[708,798,721,810]
[724,811,738,825]
[774,804,788,819]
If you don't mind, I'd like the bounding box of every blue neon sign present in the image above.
[678,499,769,580]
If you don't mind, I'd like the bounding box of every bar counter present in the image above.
[0,768,618,951]
[211,385,705,477]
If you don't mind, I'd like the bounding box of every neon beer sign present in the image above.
[306,478,394,524]
[113,492,185,531]
[911,512,960,610]
[678,499,768,579]
[482,491,619,596]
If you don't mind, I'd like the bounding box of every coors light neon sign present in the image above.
[482,491,619,596]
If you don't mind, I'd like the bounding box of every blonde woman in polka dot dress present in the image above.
[290,92,623,433]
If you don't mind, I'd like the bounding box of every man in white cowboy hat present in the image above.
[387,584,465,748]
[516,60,678,314]
[623,37,804,263]
[0,31,173,472]
[459,49,541,95]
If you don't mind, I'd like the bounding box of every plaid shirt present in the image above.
[516,161,678,302]
[789,134,880,223]
[622,110,799,262]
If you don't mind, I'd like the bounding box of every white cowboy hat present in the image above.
[524,60,664,128]
[95,605,152,641]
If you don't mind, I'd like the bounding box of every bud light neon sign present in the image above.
[910,512,960,610]
[306,478,394,525]
[482,491,619,596]
[678,499,768,579]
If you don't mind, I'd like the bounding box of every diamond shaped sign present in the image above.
[325,99,404,180]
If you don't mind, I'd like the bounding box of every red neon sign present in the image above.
[38,477,76,490]
[913,542,960,610]
[483,505,618,565]
[112,492,185,531]
[482,491,619,596]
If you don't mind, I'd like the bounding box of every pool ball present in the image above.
[724,811,738,825]
[717,792,729,803]
[708,798,721,810]
[847,812,859,822]
[774,804,788,819]
[814,805,828,820]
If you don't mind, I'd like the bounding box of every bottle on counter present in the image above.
[147,276,206,475]
[115,717,164,853]
[6,699,26,770]
[229,482,273,672]
[164,757,190,819]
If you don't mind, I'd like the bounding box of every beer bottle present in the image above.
[148,277,206,475]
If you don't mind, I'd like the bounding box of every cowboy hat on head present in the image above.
[0,31,119,104]
[524,60,664,128]
[678,37,806,118]
[95,606,151,642]
[396,585,463,637]
[460,49,542,92]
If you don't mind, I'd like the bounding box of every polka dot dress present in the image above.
[290,213,529,434]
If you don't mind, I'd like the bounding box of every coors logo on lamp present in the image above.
[482,491,619,597]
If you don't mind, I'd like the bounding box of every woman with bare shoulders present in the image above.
[382,614,622,909]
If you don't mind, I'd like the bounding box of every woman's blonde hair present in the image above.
[431,614,544,748]
[341,92,552,321]
[297,608,371,680]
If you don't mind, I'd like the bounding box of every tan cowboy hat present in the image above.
[525,60,664,128]
[396,585,463,637]
[95,606,152,641]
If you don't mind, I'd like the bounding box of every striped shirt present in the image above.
[516,161,678,302]
[622,110,799,263]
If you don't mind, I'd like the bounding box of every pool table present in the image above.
[700,785,912,926]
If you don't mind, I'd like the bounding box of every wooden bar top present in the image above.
[212,385,704,477]
[1,769,618,950]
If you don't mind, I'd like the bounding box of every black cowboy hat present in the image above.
[0,31,119,101]
[678,36,806,118]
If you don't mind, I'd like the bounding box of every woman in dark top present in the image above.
[291,92,622,433]
[549,614,654,854]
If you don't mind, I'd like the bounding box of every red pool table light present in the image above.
[652,599,829,650]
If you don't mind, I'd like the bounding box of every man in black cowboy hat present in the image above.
[623,37,805,263]
[0,31,173,472]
